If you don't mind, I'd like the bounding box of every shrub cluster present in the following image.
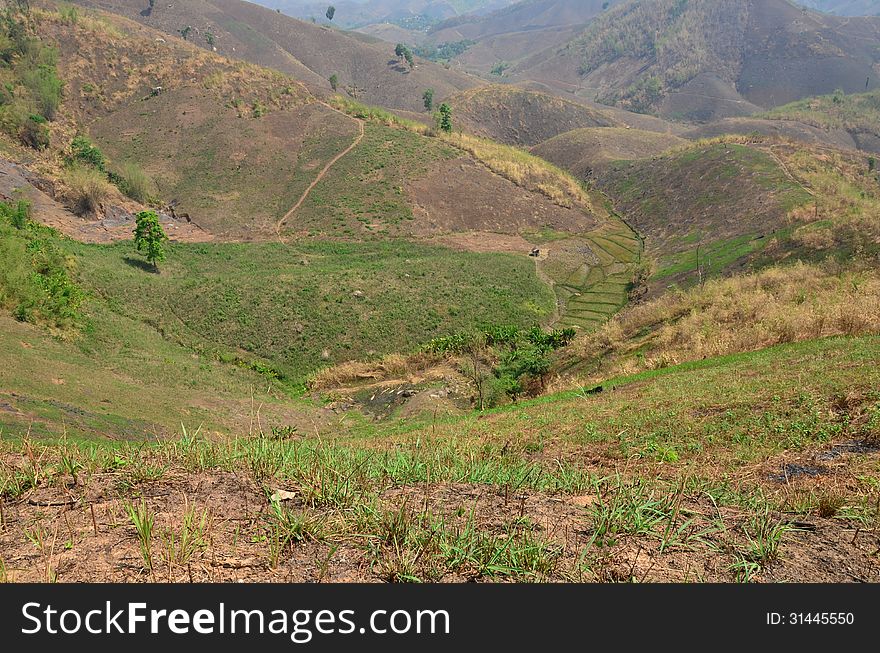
[0,199,84,328]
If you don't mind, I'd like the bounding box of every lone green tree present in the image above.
[423,88,434,111]
[134,210,168,271]
[329,73,338,91]
[395,43,414,68]
[437,103,453,133]
[326,5,335,21]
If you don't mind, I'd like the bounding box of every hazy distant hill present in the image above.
[796,0,880,15]
[510,0,880,121]
[253,0,518,28]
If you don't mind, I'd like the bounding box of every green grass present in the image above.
[349,335,880,471]
[67,238,554,381]
[292,124,458,238]
[654,232,770,281]
[0,209,83,328]
[0,231,556,439]
[542,218,642,331]
[2,335,877,582]
[760,89,880,134]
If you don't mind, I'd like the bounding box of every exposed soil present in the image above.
[407,158,597,237]
[447,85,617,148]
[424,231,538,255]
[71,0,479,113]
[2,465,877,583]
[0,158,212,244]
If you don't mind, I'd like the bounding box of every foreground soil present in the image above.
[1,444,877,583]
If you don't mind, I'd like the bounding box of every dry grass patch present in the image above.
[565,263,880,382]
[61,164,115,215]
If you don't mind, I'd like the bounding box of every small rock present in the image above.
[270,489,297,502]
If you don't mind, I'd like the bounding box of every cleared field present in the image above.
[446,85,617,147]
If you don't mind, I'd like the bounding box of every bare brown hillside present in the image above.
[532,128,687,179]
[445,85,617,147]
[70,0,482,111]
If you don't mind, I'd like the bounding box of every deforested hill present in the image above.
[68,0,481,111]
[427,0,620,76]
[445,85,618,146]
[759,89,880,153]
[13,3,616,247]
[509,0,880,122]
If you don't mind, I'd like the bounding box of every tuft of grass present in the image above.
[63,164,114,215]
[113,162,155,204]
[730,509,795,581]
[265,498,325,568]
[160,504,210,571]
[125,500,155,572]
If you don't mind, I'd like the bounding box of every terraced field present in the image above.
[539,217,642,330]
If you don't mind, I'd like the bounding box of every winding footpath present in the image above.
[276,103,365,244]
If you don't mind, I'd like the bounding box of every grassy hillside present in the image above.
[446,85,617,147]
[0,226,556,439]
[760,90,880,153]
[323,97,643,331]
[597,139,816,289]
[22,6,360,239]
[2,333,878,581]
[70,238,556,381]
[597,135,880,292]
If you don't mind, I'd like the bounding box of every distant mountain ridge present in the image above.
[796,0,880,16]
[507,0,880,121]
[252,1,519,28]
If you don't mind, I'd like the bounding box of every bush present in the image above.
[19,115,49,150]
[18,58,63,121]
[69,135,106,171]
[0,204,83,328]
[0,198,31,229]
[64,164,113,215]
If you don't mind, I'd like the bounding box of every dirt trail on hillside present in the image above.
[764,144,816,198]
[276,103,365,243]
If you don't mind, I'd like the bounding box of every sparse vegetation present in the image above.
[1,0,880,588]
[0,9,63,147]
[761,89,880,135]
[62,164,113,216]
[113,161,154,204]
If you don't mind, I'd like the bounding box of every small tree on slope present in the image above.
[134,210,168,271]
